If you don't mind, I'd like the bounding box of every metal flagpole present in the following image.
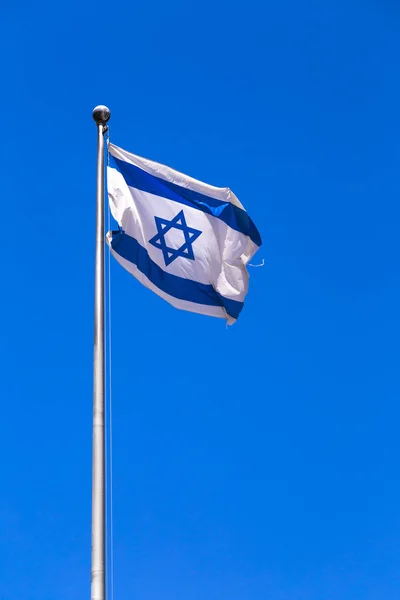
[92,105,111,600]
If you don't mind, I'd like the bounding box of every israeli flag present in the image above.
[106,143,262,325]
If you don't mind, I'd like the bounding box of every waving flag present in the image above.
[106,143,261,324]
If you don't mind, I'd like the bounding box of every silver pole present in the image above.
[91,105,111,600]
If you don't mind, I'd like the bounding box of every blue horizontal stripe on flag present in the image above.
[110,231,244,320]
[109,154,262,247]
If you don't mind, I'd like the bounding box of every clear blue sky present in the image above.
[1,1,400,599]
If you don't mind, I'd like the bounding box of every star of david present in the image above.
[148,210,202,267]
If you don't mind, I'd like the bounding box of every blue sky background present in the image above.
[1,0,400,598]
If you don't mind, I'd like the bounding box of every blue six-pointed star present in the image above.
[148,210,202,267]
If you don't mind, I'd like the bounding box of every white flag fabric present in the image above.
[106,143,262,324]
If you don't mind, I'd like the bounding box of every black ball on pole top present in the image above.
[92,105,111,126]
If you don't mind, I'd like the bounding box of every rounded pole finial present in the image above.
[92,105,111,125]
